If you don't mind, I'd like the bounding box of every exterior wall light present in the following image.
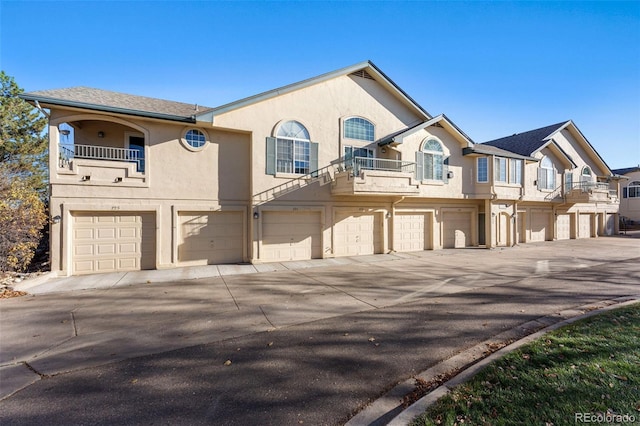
[51,215,61,224]
[98,131,105,138]
[81,175,91,181]
[253,211,259,219]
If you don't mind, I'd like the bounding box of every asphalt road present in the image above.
[1,237,639,425]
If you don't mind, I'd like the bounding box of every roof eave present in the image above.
[19,93,197,123]
[200,60,432,122]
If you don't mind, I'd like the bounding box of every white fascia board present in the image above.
[196,60,431,123]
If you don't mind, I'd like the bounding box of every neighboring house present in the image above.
[20,61,621,276]
[613,166,640,223]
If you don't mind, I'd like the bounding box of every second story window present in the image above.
[266,120,318,176]
[623,181,640,198]
[344,117,375,141]
[477,157,488,182]
[510,159,522,184]
[495,157,507,182]
[417,138,445,181]
[538,156,556,190]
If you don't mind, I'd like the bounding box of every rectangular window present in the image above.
[509,159,522,184]
[477,157,488,182]
[276,138,310,174]
[495,157,507,182]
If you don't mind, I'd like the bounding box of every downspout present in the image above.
[34,100,50,118]
[388,196,405,253]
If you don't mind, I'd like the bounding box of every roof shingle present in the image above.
[21,87,211,120]
[481,121,568,156]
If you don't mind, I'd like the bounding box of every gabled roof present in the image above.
[481,121,568,156]
[481,120,613,174]
[195,60,432,123]
[20,87,212,123]
[378,114,474,147]
[462,144,538,161]
[612,166,640,176]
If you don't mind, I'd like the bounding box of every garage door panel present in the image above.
[178,212,244,264]
[530,212,551,242]
[556,213,570,240]
[394,213,430,252]
[578,214,591,238]
[262,211,321,261]
[334,212,382,257]
[72,212,155,275]
[443,212,472,248]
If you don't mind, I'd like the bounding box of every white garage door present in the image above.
[556,213,571,240]
[72,212,155,275]
[178,211,243,264]
[530,211,551,242]
[442,211,472,248]
[605,214,616,236]
[334,212,382,257]
[578,214,592,239]
[261,211,322,261]
[394,213,431,252]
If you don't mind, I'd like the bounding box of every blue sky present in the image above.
[2,1,639,169]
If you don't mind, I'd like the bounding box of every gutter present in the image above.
[19,94,197,124]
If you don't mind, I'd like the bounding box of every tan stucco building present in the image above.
[21,61,622,276]
[613,166,640,224]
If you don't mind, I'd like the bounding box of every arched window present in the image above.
[344,117,375,141]
[538,156,555,190]
[418,138,444,181]
[625,181,640,198]
[265,120,318,176]
[276,120,310,174]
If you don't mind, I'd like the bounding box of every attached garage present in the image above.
[556,213,571,240]
[442,211,472,248]
[72,212,155,275]
[604,213,616,236]
[394,212,431,252]
[334,212,382,257]
[178,211,243,264]
[578,213,592,238]
[261,211,322,261]
[530,211,551,242]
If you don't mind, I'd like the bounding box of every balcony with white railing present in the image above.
[331,156,420,196]
[56,143,146,185]
[59,143,144,171]
[565,181,617,203]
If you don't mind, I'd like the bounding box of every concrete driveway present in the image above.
[1,236,639,425]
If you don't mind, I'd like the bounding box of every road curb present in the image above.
[347,295,640,426]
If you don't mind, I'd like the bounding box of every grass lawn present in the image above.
[413,303,640,426]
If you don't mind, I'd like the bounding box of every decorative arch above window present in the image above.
[277,120,310,140]
[266,120,318,176]
[416,137,448,182]
[344,117,375,141]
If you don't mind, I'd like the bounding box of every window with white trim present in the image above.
[538,156,556,190]
[185,129,206,149]
[344,117,375,141]
[477,157,488,183]
[419,138,444,181]
[495,157,507,182]
[510,159,522,184]
[624,181,640,198]
[265,121,318,176]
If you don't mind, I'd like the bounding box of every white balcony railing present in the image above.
[335,156,416,176]
[59,143,144,172]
